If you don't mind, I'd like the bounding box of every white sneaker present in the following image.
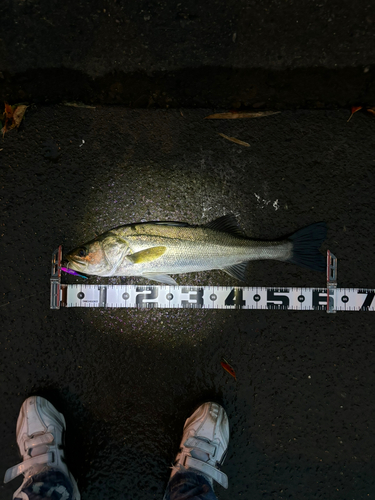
[169,402,229,489]
[4,396,80,500]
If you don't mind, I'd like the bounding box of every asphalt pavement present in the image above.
[1,107,375,499]
[1,0,375,107]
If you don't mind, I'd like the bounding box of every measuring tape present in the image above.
[50,248,375,312]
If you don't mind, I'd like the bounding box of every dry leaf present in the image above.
[2,103,28,136]
[347,105,362,122]
[221,358,237,380]
[205,111,280,119]
[62,101,96,109]
[366,107,375,116]
[4,103,13,120]
[12,105,28,127]
[219,133,250,147]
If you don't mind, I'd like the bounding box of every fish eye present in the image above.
[78,248,87,257]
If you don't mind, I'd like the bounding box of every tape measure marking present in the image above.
[58,284,375,311]
[50,247,374,311]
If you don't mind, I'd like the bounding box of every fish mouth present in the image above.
[61,259,70,270]
[63,256,86,272]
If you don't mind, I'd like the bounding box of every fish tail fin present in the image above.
[286,222,327,272]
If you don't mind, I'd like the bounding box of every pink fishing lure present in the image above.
[61,266,88,279]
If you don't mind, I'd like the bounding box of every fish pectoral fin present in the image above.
[222,262,248,281]
[141,273,178,285]
[126,246,167,264]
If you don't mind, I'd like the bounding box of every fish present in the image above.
[63,214,327,285]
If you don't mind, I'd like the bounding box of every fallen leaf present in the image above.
[2,102,28,136]
[12,105,28,127]
[62,101,96,109]
[219,133,250,147]
[4,103,13,120]
[2,103,13,136]
[347,105,362,122]
[205,111,280,119]
[221,358,237,380]
[366,107,375,116]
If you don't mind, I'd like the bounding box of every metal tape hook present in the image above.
[326,250,337,313]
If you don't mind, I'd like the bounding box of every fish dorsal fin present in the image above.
[126,246,167,264]
[205,214,245,237]
[222,262,248,281]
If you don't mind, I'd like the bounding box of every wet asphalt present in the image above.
[1,107,375,499]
